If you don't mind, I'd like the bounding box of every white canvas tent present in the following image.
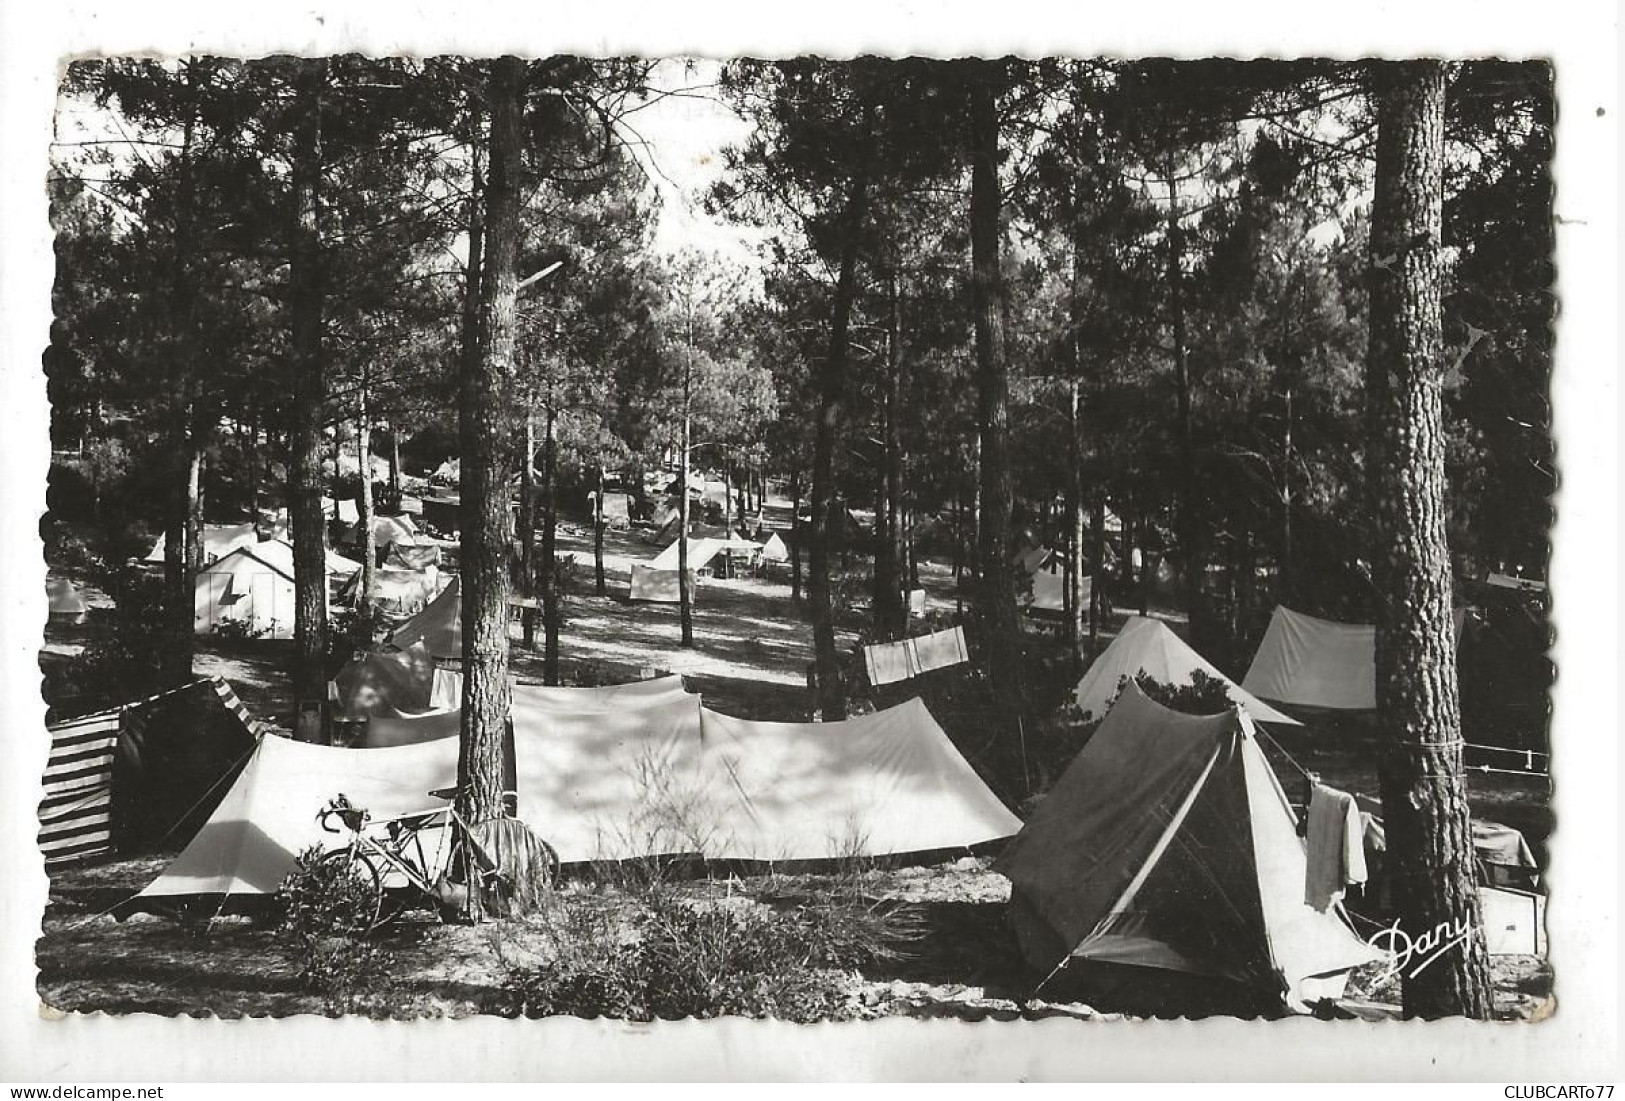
[1024,567,1088,614]
[145,522,261,566]
[996,682,1380,1015]
[696,699,1021,862]
[134,692,1017,906]
[47,578,89,625]
[193,543,297,638]
[629,564,693,603]
[1074,615,1300,726]
[193,539,355,638]
[649,536,759,573]
[587,490,632,529]
[759,532,790,563]
[322,497,361,525]
[1242,606,1378,711]
[1241,605,1468,712]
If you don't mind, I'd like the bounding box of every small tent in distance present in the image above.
[1074,615,1300,727]
[47,578,89,625]
[144,522,262,566]
[996,682,1379,1017]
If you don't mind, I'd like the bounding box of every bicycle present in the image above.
[314,789,560,932]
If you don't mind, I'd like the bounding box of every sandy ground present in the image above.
[37,854,1550,1021]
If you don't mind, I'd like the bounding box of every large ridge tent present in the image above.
[1241,607,1378,711]
[1074,615,1300,727]
[358,674,693,750]
[996,682,1380,1016]
[649,536,760,573]
[1240,605,1467,712]
[697,699,1022,863]
[42,677,263,865]
[133,691,1018,908]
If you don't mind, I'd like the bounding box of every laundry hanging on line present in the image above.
[863,625,970,687]
[1305,782,1367,912]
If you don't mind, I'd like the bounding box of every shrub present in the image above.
[210,618,267,643]
[501,886,915,1022]
[326,604,392,672]
[274,846,385,1012]
[59,566,169,709]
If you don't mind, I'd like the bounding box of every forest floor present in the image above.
[38,854,1551,1022]
[33,501,1553,1022]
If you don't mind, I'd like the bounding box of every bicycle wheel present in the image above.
[313,848,390,935]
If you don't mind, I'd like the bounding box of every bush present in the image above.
[501,886,915,1022]
[326,604,393,673]
[275,846,385,1012]
[210,618,267,643]
[59,566,170,709]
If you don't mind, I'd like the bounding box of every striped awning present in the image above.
[41,677,264,867]
[40,710,121,865]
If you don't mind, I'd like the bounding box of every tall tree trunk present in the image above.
[387,419,402,504]
[873,266,906,636]
[246,412,262,539]
[540,398,560,685]
[1164,160,1202,633]
[161,67,202,687]
[1066,379,1086,667]
[1365,59,1492,1020]
[185,428,205,578]
[1089,495,1106,647]
[458,57,520,826]
[789,472,803,606]
[594,464,607,596]
[329,428,342,524]
[1281,382,1295,604]
[724,461,737,539]
[952,489,965,617]
[357,368,375,611]
[288,58,329,736]
[808,107,874,719]
[678,349,695,647]
[968,67,1025,716]
[520,404,537,649]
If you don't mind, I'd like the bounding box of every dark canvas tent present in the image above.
[995,682,1378,1016]
[41,677,263,864]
